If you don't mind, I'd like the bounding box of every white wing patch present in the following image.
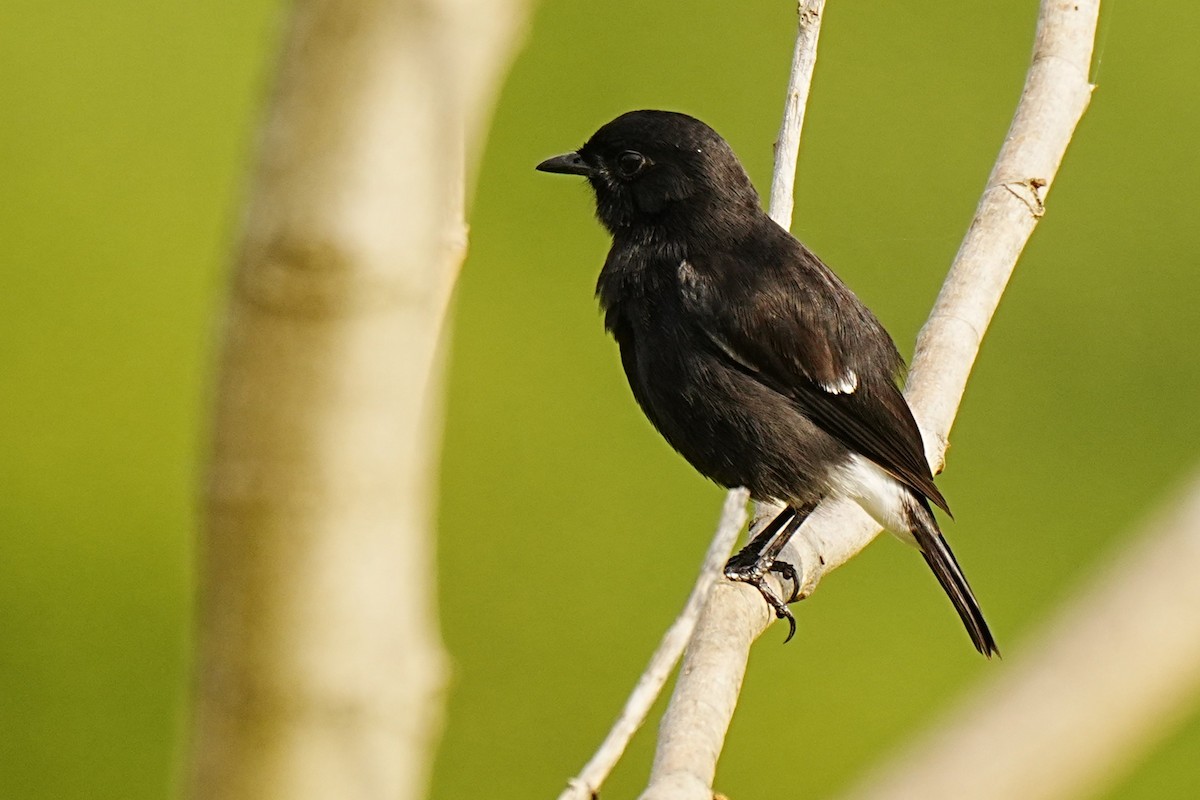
[677,259,705,304]
[819,370,858,395]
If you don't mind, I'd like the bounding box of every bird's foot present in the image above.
[724,553,799,643]
[770,560,802,603]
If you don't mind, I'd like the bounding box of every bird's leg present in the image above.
[724,501,819,642]
[727,505,796,568]
[761,500,820,602]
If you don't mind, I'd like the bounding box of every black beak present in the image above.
[536,151,592,176]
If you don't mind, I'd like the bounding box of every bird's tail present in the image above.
[907,500,999,658]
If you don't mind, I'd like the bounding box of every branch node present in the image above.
[564,778,598,800]
[1002,177,1048,217]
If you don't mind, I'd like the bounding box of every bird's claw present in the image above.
[755,578,797,643]
[724,557,799,643]
[770,560,802,603]
[777,604,797,644]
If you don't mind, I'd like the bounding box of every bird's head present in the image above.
[537,110,761,237]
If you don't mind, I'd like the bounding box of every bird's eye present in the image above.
[615,150,648,178]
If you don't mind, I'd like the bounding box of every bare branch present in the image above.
[187,1,525,798]
[640,3,1101,798]
[838,466,1200,800]
[768,0,828,230]
[554,6,828,798]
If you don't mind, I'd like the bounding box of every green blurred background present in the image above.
[2,0,1198,797]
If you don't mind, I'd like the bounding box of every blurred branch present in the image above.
[640,2,1100,799]
[188,1,524,799]
[838,466,1200,800]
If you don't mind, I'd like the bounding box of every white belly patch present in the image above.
[828,454,914,538]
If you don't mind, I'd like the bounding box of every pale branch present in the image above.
[556,489,749,800]
[768,0,827,230]
[188,1,525,799]
[639,2,1101,799]
[837,466,1200,800]
[752,0,828,533]
[552,6,829,799]
[549,6,828,799]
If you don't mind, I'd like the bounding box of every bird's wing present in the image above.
[681,242,949,513]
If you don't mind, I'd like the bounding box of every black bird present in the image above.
[536,110,997,657]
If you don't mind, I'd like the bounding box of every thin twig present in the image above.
[556,489,749,800]
[769,0,827,229]
[838,466,1200,800]
[755,0,828,584]
[554,5,828,798]
[639,3,1100,799]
